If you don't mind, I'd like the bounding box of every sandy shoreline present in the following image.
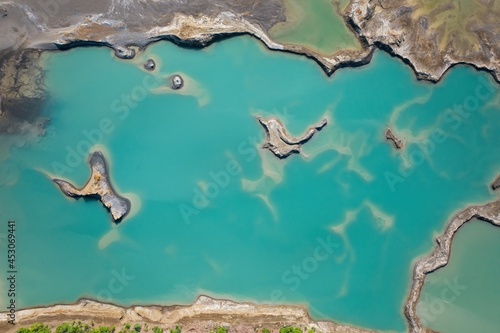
[0,296,376,333]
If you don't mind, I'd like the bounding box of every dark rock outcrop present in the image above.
[491,174,500,191]
[144,58,155,71]
[171,74,183,89]
[385,127,403,149]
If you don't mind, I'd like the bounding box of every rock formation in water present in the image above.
[171,74,184,89]
[404,196,500,333]
[114,45,135,59]
[491,174,500,191]
[0,296,375,333]
[53,151,130,222]
[144,58,156,71]
[385,128,403,149]
[258,116,327,158]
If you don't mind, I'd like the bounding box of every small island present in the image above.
[257,116,327,159]
[53,151,130,222]
[170,74,184,90]
[385,128,404,149]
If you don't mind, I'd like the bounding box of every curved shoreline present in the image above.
[45,12,375,78]
[0,295,375,333]
[2,1,497,85]
[403,198,500,333]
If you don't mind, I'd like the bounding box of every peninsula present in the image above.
[404,192,500,332]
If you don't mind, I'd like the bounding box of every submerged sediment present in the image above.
[53,151,130,222]
[258,116,327,158]
[404,197,500,333]
[0,296,375,333]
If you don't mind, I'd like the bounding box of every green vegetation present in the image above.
[17,322,318,333]
[279,327,303,333]
[169,326,181,333]
[18,323,52,333]
[17,322,116,333]
[279,327,317,333]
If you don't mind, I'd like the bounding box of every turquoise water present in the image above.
[417,220,500,333]
[0,36,499,332]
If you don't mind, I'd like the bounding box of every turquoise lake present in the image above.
[0,36,499,332]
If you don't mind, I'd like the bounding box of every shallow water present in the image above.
[0,36,499,332]
[417,220,500,333]
[268,0,361,55]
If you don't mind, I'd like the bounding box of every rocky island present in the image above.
[170,74,184,90]
[53,151,130,222]
[144,58,156,71]
[258,116,327,158]
[385,128,403,150]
